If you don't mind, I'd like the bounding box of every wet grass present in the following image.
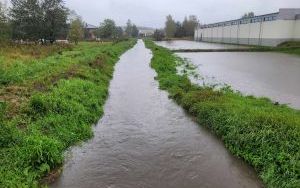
[244,41,300,56]
[0,43,74,66]
[0,40,136,187]
[144,39,300,188]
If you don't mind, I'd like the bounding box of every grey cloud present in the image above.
[64,0,300,27]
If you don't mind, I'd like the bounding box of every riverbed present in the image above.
[177,52,300,109]
[50,40,262,188]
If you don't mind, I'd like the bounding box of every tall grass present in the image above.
[0,40,136,187]
[144,39,300,188]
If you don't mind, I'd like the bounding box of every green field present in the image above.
[144,39,300,188]
[0,40,136,187]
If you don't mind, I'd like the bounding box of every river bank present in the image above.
[144,39,300,188]
[0,40,136,187]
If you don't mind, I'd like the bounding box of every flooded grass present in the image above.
[144,39,300,188]
[0,40,136,187]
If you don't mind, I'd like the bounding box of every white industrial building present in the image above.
[194,9,300,46]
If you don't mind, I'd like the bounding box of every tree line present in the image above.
[0,0,140,44]
[95,19,139,40]
[165,15,199,39]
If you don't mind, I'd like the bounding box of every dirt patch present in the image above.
[0,86,29,118]
[0,43,74,64]
[33,64,84,92]
[40,167,63,186]
[89,55,108,69]
[0,64,84,119]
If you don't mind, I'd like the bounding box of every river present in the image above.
[177,52,300,109]
[50,40,262,188]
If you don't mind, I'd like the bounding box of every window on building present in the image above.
[240,19,249,24]
[263,16,275,22]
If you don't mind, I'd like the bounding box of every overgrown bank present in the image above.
[144,39,300,188]
[0,40,136,187]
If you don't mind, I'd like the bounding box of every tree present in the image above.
[10,0,68,42]
[97,19,117,39]
[131,24,139,37]
[182,16,188,36]
[153,29,164,41]
[69,18,83,44]
[0,1,11,42]
[115,26,123,39]
[174,21,184,38]
[125,19,132,37]
[187,15,198,37]
[182,15,198,37]
[242,12,255,18]
[165,15,176,38]
[42,0,69,42]
[10,0,43,40]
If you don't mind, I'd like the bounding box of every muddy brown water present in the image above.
[50,40,263,188]
[177,52,300,109]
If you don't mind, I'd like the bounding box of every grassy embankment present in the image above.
[144,39,300,188]
[0,40,136,187]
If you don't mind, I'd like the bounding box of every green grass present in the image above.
[144,39,300,188]
[248,41,300,56]
[0,40,136,187]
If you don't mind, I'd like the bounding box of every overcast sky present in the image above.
[3,0,300,28]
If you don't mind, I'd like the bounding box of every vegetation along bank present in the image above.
[144,39,300,188]
[0,39,136,187]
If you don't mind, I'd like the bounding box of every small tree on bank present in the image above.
[165,15,176,38]
[69,18,83,44]
[125,19,132,37]
[97,19,117,39]
[153,29,165,41]
[115,26,124,39]
[125,19,139,38]
[131,24,139,37]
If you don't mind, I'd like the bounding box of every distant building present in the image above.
[138,27,155,37]
[195,8,300,46]
[84,24,97,40]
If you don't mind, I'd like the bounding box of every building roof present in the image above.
[85,24,97,29]
[200,12,279,29]
[199,8,300,29]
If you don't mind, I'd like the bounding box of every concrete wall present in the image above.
[195,9,300,46]
[294,20,300,39]
[196,20,300,46]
